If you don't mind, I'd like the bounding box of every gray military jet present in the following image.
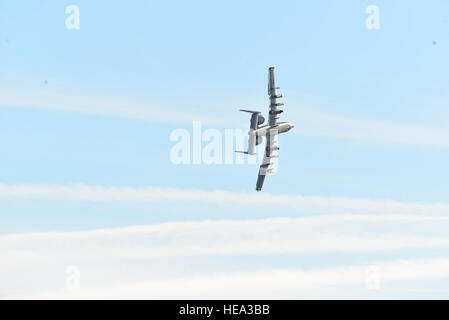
[238,67,294,191]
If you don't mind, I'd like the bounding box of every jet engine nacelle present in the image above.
[239,109,264,155]
[240,109,264,129]
[247,129,257,155]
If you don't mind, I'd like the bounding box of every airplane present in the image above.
[237,67,294,191]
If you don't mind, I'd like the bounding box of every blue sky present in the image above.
[1,0,449,299]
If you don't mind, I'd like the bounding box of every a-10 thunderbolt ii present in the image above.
[237,67,294,191]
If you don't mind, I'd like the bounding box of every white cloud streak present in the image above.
[2,182,449,299]
[12,257,449,299]
[290,108,449,148]
[0,88,217,125]
[1,214,449,267]
[1,182,449,216]
[2,86,449,147]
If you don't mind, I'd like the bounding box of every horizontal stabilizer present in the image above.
[239,109,260,114]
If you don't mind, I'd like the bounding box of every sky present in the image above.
[1,0,449,299]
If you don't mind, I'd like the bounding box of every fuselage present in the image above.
[254,121,294,136]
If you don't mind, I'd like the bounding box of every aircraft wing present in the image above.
[267,67,284,127]
[256,128,279,191]
[256,67,283,191]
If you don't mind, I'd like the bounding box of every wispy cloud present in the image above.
[11,257,449,299]
[0,87,216,125]
[291,108,449,148]
[2,215,449,267]
[1,182,449,216]
[2,84,449,147]
[3,183,449,299]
